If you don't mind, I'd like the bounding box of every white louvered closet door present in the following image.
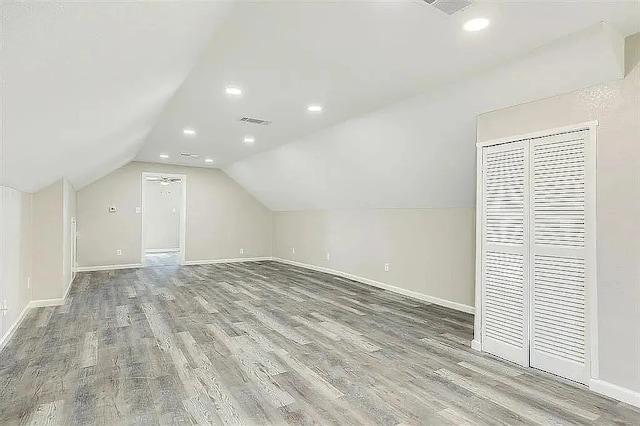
[530,130,590,384]
[481,141,530,367]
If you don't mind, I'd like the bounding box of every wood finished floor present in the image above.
[1,261,638,425]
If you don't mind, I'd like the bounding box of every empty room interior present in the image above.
[1,1,640,425]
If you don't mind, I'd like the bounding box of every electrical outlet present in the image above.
[116,249,122,256]
[240,248,244,255]
[384,263,390,272]
[291,247,296,254]
[326,253,330,261]
[135,207,141,214]
[1,300,7,315]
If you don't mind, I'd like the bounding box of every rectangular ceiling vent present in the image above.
[240,116,272,126]
[423,0,473,16]
[180,152,199,158]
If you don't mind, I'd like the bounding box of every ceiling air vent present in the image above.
[423,0,473,16]
[180,152,199,158]
[240,116,272,126]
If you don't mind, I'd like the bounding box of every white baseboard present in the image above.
[273,258,475,315]
[63,277,74,300]
[75,263,144,272]
[590,379,640,408]
[145,248,180,253]
[0,303,31,352]
[1,293,72,352]
[28,298,65,308]
[471,339,482,352]
[183,257,273,266]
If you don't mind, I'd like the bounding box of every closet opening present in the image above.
[473,121,598,386]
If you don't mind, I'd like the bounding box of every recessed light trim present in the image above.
[159,154,169,159]
[225,86,242,96]
[244,136,255,144]
[205,158,214,163]
[463,18,489,32]
[307,104,323,113]
[183,128,196,137]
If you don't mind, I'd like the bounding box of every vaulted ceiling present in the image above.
[2,1,639,209]
[1,1,233,192]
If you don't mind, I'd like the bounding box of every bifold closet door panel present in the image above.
[530,130,589,384]
[481,141,530,367]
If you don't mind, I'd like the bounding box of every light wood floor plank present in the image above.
[0,261,635,425]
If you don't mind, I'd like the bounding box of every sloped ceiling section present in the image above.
[224,23,626,211]
[1,1,233,193]
[134,0,640,171]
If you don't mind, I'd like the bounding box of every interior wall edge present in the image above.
[0,303,31,354]
[273,258,475,315]
[589,379,640,408]
[74,264,144,273]
[27,298,66,309]
[183,257,274,266]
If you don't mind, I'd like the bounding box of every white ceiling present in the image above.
[135,0,640,169]
[225,22,627,210]
[2,0,639,200]
[1,1,233,192]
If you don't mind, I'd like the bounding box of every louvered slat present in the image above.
[530,130,588,384]
[481,142,529,366]
[533,133,586,249]
[484,146,525,245]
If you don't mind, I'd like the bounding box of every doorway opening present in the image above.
[141,172,186,267]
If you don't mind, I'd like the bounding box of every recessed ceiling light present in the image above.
[183,128,196,137]
[463,18,490,32]
[159,154,169,159]
[205,158,214,163]
[244,136,255,143]
[225,87,242,96]
[307,104,323,113]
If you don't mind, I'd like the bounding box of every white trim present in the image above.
[28,298,65,308]
[473,147,483,344]
[471,339,482,352]
[0,303,31,352]
[183,257,273,266]
[590,379,640,408]
[274,258,475,314]
[145,248,180,253]
[63,277,74,300]
[586,125,599,381]
[476,120,599,148]
[75,263,143,272]
[2,288,76,352]
[141,172,187,266]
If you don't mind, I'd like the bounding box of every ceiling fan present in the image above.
[146,176,182,186]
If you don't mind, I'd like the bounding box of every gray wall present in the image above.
[31,180,64,301]
[476,34,640,393]
[273,208,476,310]
[143,180,181,251]
[0,186,32,343]
[77,162,273,267]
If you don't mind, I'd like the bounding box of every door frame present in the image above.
[71,216,77,282]
[473,120,598,383]
[141,172,187,266]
